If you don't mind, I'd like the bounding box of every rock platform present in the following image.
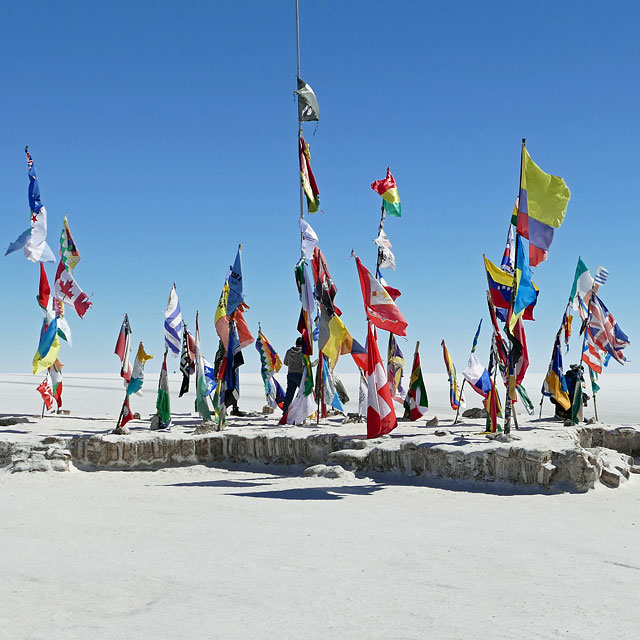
[1,413,638,492]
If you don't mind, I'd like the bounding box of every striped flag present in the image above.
[588,294,629,365]
[115,315,132,383]
[178,326,195,397]
[594,266,609,287]
[582,328,604,374]
[60,216,81,273]
[164,284,183,356]
[403,346,428,420]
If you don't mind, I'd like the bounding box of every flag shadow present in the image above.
[232,483,385,501]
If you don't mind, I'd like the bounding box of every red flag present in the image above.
[115,315,132,383]
[120,397,134,427]
[54,261,92,318]
[366,322,397,438]
[356,257,407,336]
[38,263,50,310]
[36,373,54,411]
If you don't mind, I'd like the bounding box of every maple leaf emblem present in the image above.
[58,279,75,299]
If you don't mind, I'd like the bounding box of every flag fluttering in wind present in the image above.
[126,342,153,396]
[115,315,132,383]
[485,382,502,433]
[509,238,538,331]
[33,318,60,375]
[155,351,171,429]
[387,334,406,402]
[285,354,316,425]
[441,340,463,410]
[120,397,134,428]
[224,320,244,407]
[594,266,609,287]
[295,77,320,122]
[299,217,318,260]
[516,147,571,266]
[484,255,538,320]
[227,247,244,316]
[178,325,195,397]
[371,167,401,218]
[214,281,230,348]
[255,326,285,409]
[373,229,396,270]
[195,311,212,421]
[50,359,63,409]
[462,353,492,398]
[54,261,92,318]
[569,257,594,308]
[541,336,571,411]
[6,147,55,263]
[366,322,397,438]
[295,259,316,355]
[403,346,428,421]
[355,256,407,336]
[59,216,81,273]
[164,284,183,356]
[587,294,629,365]
[500,223,515,273]
[582,328,604,374]
[299,135,320,214]
[36,372,55,411]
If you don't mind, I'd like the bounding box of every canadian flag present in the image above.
[54,261,92,318]
[356,257,407,336]
[36,372,55,411]
[366,322,397,439]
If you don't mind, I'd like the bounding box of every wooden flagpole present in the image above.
[504,138,526,434]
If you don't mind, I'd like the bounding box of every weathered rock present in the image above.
[0,417,31,427]
[600,467,621,488]
[262,406,274,414]
[112,426,130,435]
[304,464,355,480]
[434,429,449,437]
[194,421,218,435]
[462,408,487,419]
[426,416,439,427]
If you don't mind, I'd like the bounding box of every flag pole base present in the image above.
[194,419,218,434]
[112,425,130,435]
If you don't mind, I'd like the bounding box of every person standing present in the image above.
[282,337,304,415]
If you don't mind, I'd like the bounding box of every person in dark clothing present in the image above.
[282,338,304,415]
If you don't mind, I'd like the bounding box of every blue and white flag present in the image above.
[164,284,183,356]
[462,352,492,398]
[6,148,55,262]
[594,266,609,287]
[227,247,244,316]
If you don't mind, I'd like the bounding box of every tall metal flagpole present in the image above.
[296,0,305,243]
[375,203,386,279]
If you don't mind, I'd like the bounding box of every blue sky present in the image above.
[1,0,637,381]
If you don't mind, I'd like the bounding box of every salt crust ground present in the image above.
[1,374,639,638]
[1,465,639,639]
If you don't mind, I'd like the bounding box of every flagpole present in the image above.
[504,138,526,434]
[375,203,386,279]
[296,0,305,252]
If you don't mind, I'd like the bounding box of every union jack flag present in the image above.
[588,294,629,365]
[582,328,604,374]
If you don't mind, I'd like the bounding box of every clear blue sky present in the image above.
[1,0,637,380]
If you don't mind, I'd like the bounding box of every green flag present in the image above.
[155,351,171,428]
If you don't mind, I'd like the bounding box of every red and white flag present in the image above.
[366,322,397,438]
[115,315,132,383]
[36,372,55,411]
[120,397,134,427]
[54,261,92,318]
[582,328,604,374]
[356,257,407,336]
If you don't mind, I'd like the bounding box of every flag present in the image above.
[37,262,51,314]
[516,147,571,266]
[195,311,212,421]
[53,261,92,318]
[178,326,195,396]
[50,360,63,409]
[588,294,629,365]
[36,372,55,411]
[319,355,344,413]
[582,328,604,375]
[570,377,584,424]
[569,257,594,307]
[485,381,502,433]
[500,222,515,273]
[441,340,463,410]
[33,318,61,375]
[484,254,538,319]
[59,216,81,273]
[387,334,406,402]
[164,284,183,356]
[358,369,368,418]
[371,167,401,217]
[255,326,284,408]
[285,354,316,425]
[295,259,316,355]
[299,217,318,259]
[214,281,230,348]
[295,77,320,122]
[366,323,397,437]
[506,315,529,387]
[588,367,600,395]
[224,320,244,405]
[541,336,571,410]
[562,309,573,352]
[227,247,244,316]
[155,351,171,429]
[403,347,428,420]
[463,352,492,398]
[349,337,368,371]
[594,266,609,287]
[509,237,538,331]
[120,397,134,428]
[471,319,482,353]
[355,256,407,336]
[7,148,55,263]
[126,342,153,396]
[373,229,396,270]
[299,134,320,214]
[115,315,132,383]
